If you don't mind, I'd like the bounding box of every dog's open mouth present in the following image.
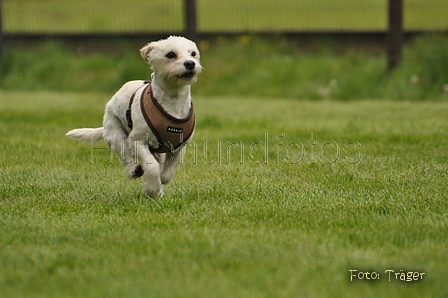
[180,72,195,80]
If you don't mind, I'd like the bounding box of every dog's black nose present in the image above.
[184,60,195,70]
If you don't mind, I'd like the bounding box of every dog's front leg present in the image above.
[160,146,185,185]
[133,141,163,197]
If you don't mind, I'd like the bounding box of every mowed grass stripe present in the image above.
[0,91,447,297]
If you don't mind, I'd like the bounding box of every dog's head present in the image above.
[140,36,202,86]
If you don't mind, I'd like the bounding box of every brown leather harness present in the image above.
[126,81,195,153]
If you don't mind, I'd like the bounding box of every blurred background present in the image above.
[0,0,447,100]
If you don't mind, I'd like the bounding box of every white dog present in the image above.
[66,36,202,197]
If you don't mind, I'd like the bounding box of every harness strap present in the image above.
[126,81,151,130]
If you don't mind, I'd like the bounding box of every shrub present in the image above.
[386,34,448,100]
[1,35,447,100]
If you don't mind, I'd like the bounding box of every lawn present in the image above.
[3,0,448,33]
[0,90,447,297]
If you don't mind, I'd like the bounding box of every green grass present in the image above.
[3,0,448,33]
[0,90,447,297]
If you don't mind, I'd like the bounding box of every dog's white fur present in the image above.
[66,36,202,197]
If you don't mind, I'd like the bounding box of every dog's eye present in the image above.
[165,52,177,59]
[191,51,196,57]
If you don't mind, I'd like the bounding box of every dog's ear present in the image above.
[140,43,155,63]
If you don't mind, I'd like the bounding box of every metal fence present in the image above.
[2,0,447,34]
[1,0,447,68]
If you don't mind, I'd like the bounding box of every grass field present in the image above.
[0,90,447,297]
[3,0,448,33]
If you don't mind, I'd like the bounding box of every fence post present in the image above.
[388,0,403,71]
[184,0,198,42]
[0,0,4,61]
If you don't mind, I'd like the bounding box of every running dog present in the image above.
[66,36,202,197]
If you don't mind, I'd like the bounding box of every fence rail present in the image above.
[1,0,447,68]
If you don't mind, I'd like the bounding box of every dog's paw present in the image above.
[144,186,164,198]
[126,164,144,179]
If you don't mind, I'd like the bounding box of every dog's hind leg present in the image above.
[103,112,144,179]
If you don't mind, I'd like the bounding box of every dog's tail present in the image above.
[66,127,104,143]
